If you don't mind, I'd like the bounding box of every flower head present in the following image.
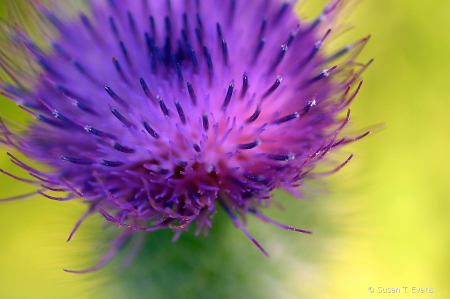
[0,0,370,272]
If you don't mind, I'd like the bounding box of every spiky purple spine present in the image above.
[0,0,370,270]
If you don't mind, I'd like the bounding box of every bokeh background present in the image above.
[0,0,449,298]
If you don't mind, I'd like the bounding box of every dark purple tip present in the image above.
[275,1,289,22]
[36,114,62,127]
[262,76,282,99]
[100,159,124,167]
[183,13,189,33]
[253,38,265,64]
[80,13,93,30]
[111,141,135,153]
[119,41,132,66]
[243,173,264,182]
[158,97,169,116]
[110,106,133,127]
[228,0,236,24]
[140,77,155,101]
[203,46,213,83]
[150,16,157,39]
[273,112,299,124]
[306,66,337,85]
[145,32,155,52]
[202,113,209,131]
[181,29,188,42]
[112,56,122,73]
[237,139,261,150]
[187,82,197,106]
[196,13,204,33]
[195,28,203,46]
[298,30,331,69]
[127,11,136,32]
[104,85,126,106]
[222,81,235,109]
[109,16,118,36]
[72,60,86,74]
[240,73,249,99]
[189,48,198,72]
[193,143,201,153]
[286,28,298,47]
[270,44,287,72]
[266,153,293,161]
[175,101,186,124]
[150,53,157,73]
[216,22,223,42]
[154,46,164,63]
[164,16,172,36]
[61,155,93,165]
[142,119,159,139]
[259,16,268,39]
[299,100,316,116]
[246,106,261,123]
[176,63,184,87]
[53,111,73,125]
[71,99,98,115]
[84,125,114,139]
[222,39,229,66]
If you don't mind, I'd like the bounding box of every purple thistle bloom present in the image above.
[0,0,370,272]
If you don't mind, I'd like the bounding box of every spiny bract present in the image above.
[0,0,370,272]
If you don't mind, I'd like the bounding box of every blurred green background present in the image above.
[0,0,449,298]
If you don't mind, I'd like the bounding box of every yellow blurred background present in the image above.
[0,0,449,298]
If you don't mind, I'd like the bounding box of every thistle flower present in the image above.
[0,0,370,272]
